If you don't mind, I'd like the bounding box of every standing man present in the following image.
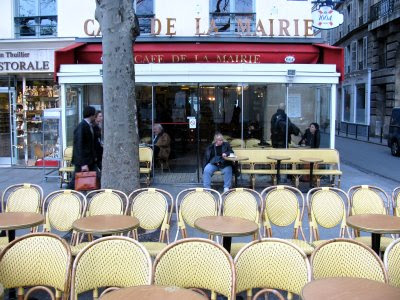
[93,111,104,170]
[270,103,300,148]
[69,106,97,188]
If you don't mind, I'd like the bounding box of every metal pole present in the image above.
[151,84,155,180]
[285,84,289,149]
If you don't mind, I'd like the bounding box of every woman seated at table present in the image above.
[203,132,234,193]
[299,122,320,148]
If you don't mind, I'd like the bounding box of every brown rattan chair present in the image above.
[260,185,314,255]
[153,238,236,300]
[175,188,221,240]
[128,188,174,256]
[306,187,351,247]
[234,238,311,300]
[348,185,394,252]
[0,232,71,300]
[70,236,152,300]
[221,188,262,256]
[311,238,388,282]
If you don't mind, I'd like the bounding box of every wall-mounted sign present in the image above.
[285,55,296,63]
[0,50,53,73]
[311,6,344,30]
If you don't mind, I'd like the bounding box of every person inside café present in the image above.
[299,122,321,148]
[270,103,300,148]
[203,132,234,193]
[153,123,171,162]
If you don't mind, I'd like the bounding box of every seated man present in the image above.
[203,132,234,193]
[153,123,171,163]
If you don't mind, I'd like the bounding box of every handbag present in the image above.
[75,171,99,191]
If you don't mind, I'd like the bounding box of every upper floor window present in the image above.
[14,0,57,38]
[134,0,154,34]
[209,0,255,34]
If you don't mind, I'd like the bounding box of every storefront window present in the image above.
[356,84,366,124]
[65,86,82,147]
[209,0,255,33]
[136,85,152,143]
[15,0,57,38]
[343,85,353,122]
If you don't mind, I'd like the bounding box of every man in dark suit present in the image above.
[69,106,96,189]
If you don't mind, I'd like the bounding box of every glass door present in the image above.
[0,87,14,165]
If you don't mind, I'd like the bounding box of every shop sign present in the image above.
[0,50,53,73]
[285,55,296,63]
[311,6,344,30]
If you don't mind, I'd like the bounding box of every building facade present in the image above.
[327,0,400,137]
[0,0,343,183]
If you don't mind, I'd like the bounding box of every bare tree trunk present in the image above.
[95,0,140,194]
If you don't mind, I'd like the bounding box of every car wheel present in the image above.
[391,140,400,156]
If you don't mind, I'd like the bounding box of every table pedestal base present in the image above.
[371,233,381,255]
[222,236,232,253]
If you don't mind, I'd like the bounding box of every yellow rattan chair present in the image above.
[70,236,152,300]
[311,238,388,282]
[234,238,311,300]
[221,188,262,256]
[86,189,128,216]
[260,185,314,255]
[175,188,221,240]
[252,288,285,300]
[139,146,153,186]
[43,189,88,256]
[230,139,245,148]
[348,185,393,252]
[59,146,74,188]
[392,187,400,217]
[0,232,72,300]
[384,238,400,288]
[245,138,260,148]
[128,188,174,256]
[306,187,351,247]
[153,238,236,300]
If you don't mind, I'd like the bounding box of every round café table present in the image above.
[223,155,249,187]
[72,215,139,236]
[300,157,323,189]
[267,155,290,185]
[100,285,207,300]
[194,216,258,253]
[347,214,400,254]
[301,277,400,300]
[0,212,44,242]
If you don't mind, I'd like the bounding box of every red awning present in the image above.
[55,42,343,81]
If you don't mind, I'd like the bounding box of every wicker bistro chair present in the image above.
[139,146,153,186]
[260,185,314,255]
[234,238,311,300]
[384,238,400,288]
[0,232,72,300]
[245,138,261,148]
[311,238,388,282]
[348,185,394,252]
[58,146,74,188]
[221,188,262,256]
[306,187,351,247]
[252,289,285,300]
[175,188,221,240]
[129,188,174,257]
[153,238,236,300]
[43,190,89,256]
[230,139,245,149]
[71,236,152,300]
[392,187,400,217]
[86,189,128,216]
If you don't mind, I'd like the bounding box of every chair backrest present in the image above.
[392,187,400,217]
[348,185,389,215]
[43,190,86,233]
[176,188,220,239]
[71,236,152,300]
[311,238,388,282]
[86,189,128,216]
[1,183,43,213]
[306,187,349,242]
[234,238,311,296]
[245,138,260,148]
[384,238,400,288]
[0,232,71,299]
[260,186,305,238]
[230,139,245,148]
[64,146,73,162]
[139,146,153,168]
[153,238,235,299]
[221,188,261,224]
[129,188,173,242]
